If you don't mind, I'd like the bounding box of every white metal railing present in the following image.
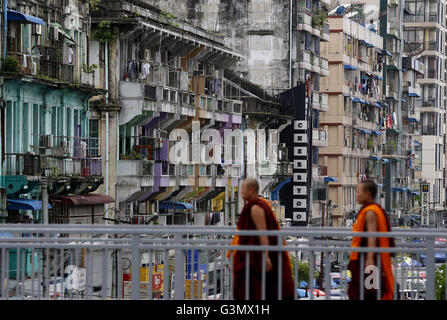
[0,225,446,300]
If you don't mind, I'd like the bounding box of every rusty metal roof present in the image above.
[51,194,114,206]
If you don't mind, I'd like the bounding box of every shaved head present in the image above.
[243,178,259,193]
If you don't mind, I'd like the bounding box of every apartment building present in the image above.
[89,0,332,225]
[89,1,246,225]
[320,14,386,227]
[0,0,113,224]
[403,0,447,226]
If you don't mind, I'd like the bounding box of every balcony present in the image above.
[320,57,329,77]
[312,91,320,109]
[119,160,155,177]
[297,12,312,33]
[319,93,328,112]
[298,50,312,70]
[5,153,102,178]
[310,54,320,73]
[386,85,398,100]
[5,52,33,75]
[312,128,328,147]
[425,41,438,51]
[408,84,421,97]
[321,22,330,42]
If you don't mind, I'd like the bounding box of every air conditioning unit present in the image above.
[144,85,157,101]
[40,135,53,148]
[64,6,71,14]
[32,24,42,35]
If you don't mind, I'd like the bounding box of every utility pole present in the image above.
[41,178,49,298]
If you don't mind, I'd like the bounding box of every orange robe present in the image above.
[348,203,395,300]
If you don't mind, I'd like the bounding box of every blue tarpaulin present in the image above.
[7,198,52,211]
[7,9,46,25]
[344,64,357,70]
[381,50,392,56]
[159,201,193,210]
[408,117,419,122]
[393,187,408,192]
[324,177,338,183]
[374,75,383,80]
[409,92,420,97]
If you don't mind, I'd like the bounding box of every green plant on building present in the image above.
[92,20,115,43]
[121,150,144,160]
[3,56,19,72]
[435,264,445,300]
[82,63,98,74]
[88,0,102,12]
[312,8,327,29]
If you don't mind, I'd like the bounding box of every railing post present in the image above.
[174,233,185,300]
[131,234,141,300]
[425,236,435,300]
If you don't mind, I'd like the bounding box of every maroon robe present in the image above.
[233,197,295,300]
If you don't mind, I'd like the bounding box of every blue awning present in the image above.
[358,98,366,104]
[361,40,367,45]
[373,130,382,135]
[401,99,406,103]
[324,177,338,183]
[393,187,408,192]
[381,102,389,107]
[7,9,46,25]
[351,96,361,103]
[408,92,420,97]
[374,75,383,80]
[381,158,390,163]
[359,129,372,134]
[367,42,374,47]
[381,50,392,57]
[159,201,193,210]
[369,156,381,161]
[344,64,357,70]
[376,183,383,187]
[408,117,419,122]
[402,68,407,72]
[408,190,420,196]
[7,198,52,211]
[414,140,421,146]
[374,103,381,108]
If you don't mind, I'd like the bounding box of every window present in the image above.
[89,119,99,156]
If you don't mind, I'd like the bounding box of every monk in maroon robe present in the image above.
[230,178,295,300]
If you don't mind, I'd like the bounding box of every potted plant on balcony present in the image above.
[82,63,98,85]
[3,56,19,73]
[312,8,327,29]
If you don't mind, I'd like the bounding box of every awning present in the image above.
[324,177,338,183]
[369,156,381,161]
[401,99,406,103]
[414,140,421,147]
[392,187,408,192]
[51,194,114,206]
[376,183,383,187]
[360,40,367,45]
[381,158,389,163]
[7,198,52,211]
[409,92,420,97]
[408,190,420,196]
[381,102,389,107]
[159,201,193,210]
[358,98,367,104]
[7,9,46,25]
[381,50,392,57]
[408,117,419,123]
[49,22,77,45]
[359,129,371,134]
[367,42,374,48]
[374,103,381,108]
[344,64,357,70]
[125,189,154,203]
[351,96,361,103]
[374,75,383,80]
[373,131,382,135]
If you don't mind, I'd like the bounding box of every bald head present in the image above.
[241,178,259,201]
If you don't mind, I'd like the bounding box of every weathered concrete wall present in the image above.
[141,0,292,92]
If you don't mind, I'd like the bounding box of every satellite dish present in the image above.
[364,5,379,22]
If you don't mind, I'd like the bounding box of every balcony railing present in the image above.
[5,153,102,178]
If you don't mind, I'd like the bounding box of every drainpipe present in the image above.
[289,0,293,89]
[105,41,109,220]
[3,0,7,60]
